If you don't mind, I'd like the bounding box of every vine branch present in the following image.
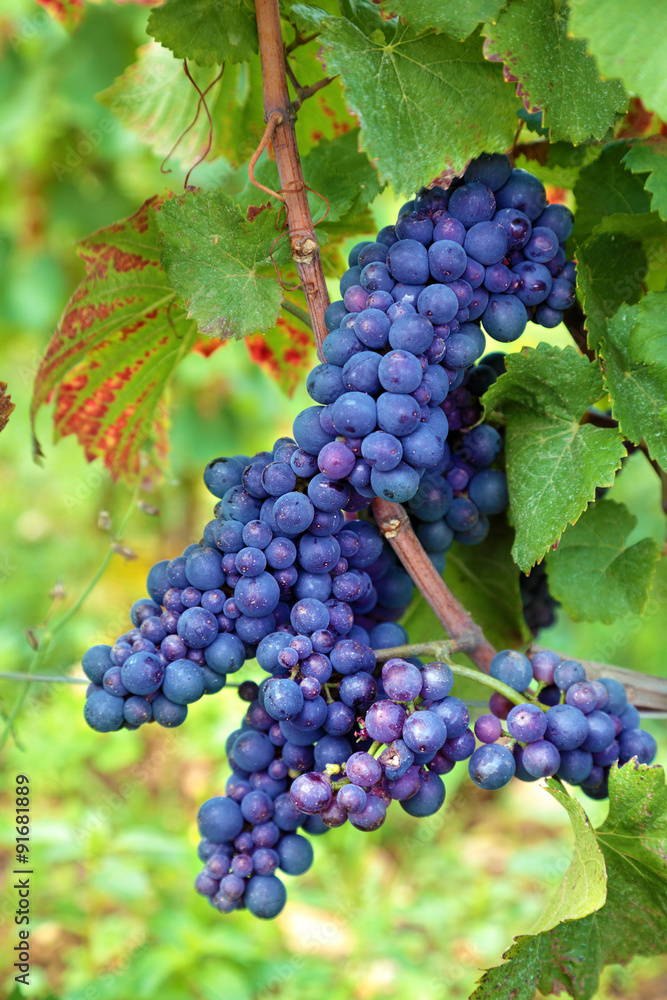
[562,301,596,362]
[371,498,497,673]
[255,0,330,357]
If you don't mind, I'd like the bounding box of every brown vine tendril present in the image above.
[160,62,225,181]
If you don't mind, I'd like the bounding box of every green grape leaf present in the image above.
[379,0,504,41]
[482,0,627,144]
[319,20,520,194]
[575,233,647,349]
[545,500,660,623]
[287,46,356,158]
[157,190,291,340]
[483,344,626,571]
[599,302,667,467]
[532,781,607,934]
[623,138,667,222]
[473,763,667,1000]
[280,1,336,32]
[591,210,667,255]
[628,290,667,380]
[147,0,258,66]
[31,197,198,483]
[97,43,260,168]
[403,520,530,652]
[569,0,667,120]
[572,142,652,246]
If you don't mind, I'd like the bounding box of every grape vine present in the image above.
[4,0,667,997]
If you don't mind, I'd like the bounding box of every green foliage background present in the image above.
[0,1,666,998]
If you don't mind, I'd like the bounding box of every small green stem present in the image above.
[373,636,478,664]
[447,663,540,709]
[0,673,88,684]
[0,486,139,754]
[373,641,542,710]
[367,740,383,757]
[282,299,313,329]
[51,486,138,639]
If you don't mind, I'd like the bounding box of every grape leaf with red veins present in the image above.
[31,196,198,484]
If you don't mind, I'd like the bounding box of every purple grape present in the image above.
[474,714,503,744]
[506,703,547,742]
[346,751,382,787]
[289,772,332,814]
[521,739,561,777]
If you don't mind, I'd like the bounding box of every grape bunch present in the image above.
[76,158,602,923]
[474,649,656,798]
[194,644,655,918]
[80,558,236,734]
[80,435,415,733]
[313,152,577,506]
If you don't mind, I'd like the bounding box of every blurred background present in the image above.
[1,2,666,997]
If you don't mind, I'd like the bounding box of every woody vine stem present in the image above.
[252,0,667,713]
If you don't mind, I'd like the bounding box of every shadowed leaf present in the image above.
[483,344,626,570]
[473,763,667,1000]
[546,500,661,622]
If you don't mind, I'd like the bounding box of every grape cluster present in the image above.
[80,557,235,733]
[194,626,381,917]
[77,158,607,924]
[80,434,415,733]
[313,153,576,506]
[520,563,560,635]
[473,649,656,799]
[195,644,655,918]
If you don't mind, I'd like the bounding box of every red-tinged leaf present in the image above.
[617,97,660,139]
[545,184,568,203]
[192,337,225,358]
[32,196,198,484]
[37,0,84,29]
[245,313,315,396]
[37,0,156,32]
[0,382,15,432]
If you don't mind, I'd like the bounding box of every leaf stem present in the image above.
[0,673,88,684]
[373,642,532,708]
[282,299,313,329]
[0,486,138,755]
[562,300,596,362]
